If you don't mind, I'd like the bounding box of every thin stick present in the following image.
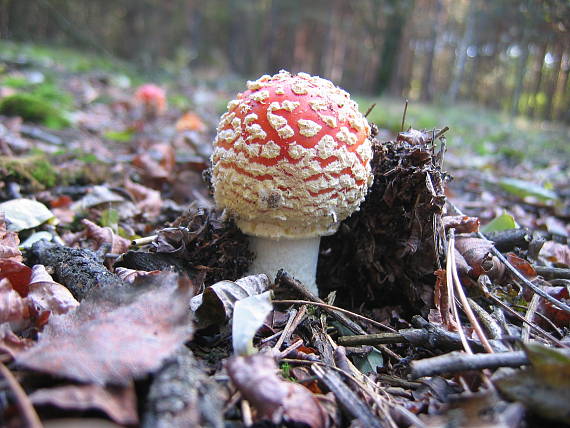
[364,103,376,118]
[449,201,570,315]
[241,399,252,427]
[273,308,297,351]
[131,235,157,246]
[401,99,409,132]
[0,363,42,428]
[450,230,495,354]
[433,126,450,140]
[272,300,396,333]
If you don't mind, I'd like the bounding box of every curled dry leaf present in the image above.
[27,264,79,316]
[190,274,270,328]
[114,267,161,283]
[443,215,480,234]
[124,179,163,219]
[0,323,34,358]
[535,286,570,329]
[132,143,175,181]
[227,353,326,428]
[0,212,22,261]
[539,241,570,267]
[454,236,504,280]
[17,273,194,385]
[81,219,130,255]
[0,278,29,324]
[30,383,138,426]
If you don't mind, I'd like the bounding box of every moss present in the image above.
[0,93,70,129]
[29,158,58,188]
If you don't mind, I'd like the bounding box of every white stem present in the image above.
[247,235,320,296]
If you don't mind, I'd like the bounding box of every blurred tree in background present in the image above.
[0,0,568,122]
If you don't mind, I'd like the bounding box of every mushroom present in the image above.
[210,71,373,295]
[134,83,167,118]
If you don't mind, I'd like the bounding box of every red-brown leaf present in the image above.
[227,353,326,428]
[17,273,193,385]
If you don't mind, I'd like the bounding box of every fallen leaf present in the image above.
[536,286,570,329]
[176,112,206,132]
[498,178,558,204]
[494,343,570,424]
[27,264,79,316]
[443,215,480,234]
[539,241,570,267]
[481,211,518,234]
[0,198,55,232]
[17,273,193,385]
[232,291,273,356]
[81,219,130,255]
[132,143,175,181]
[30,383,138,426]
[227,353,326,427]
[0,259,32,296]
[0,212,22,261]
[0,278,29,323]
[191,274,270,328]
[114,267,161,283]
[70,186,125,211]
[455,236,504,279]
[0,323,34,358]
[124,179,163,218]
[506,253,537,280]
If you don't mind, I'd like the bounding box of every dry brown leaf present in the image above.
[0,278,29,323]
[0,323,34,358]
[175,111,206,132]
[454,236,504,280]
[17,273,194,385]
[30,383,138,426]
[27,264,79,316]
[0,212,22,262]
[190,274,270,328]
[81,219,130,255]
[227,353,326,428]
[443,215,481,234]
[124,179,163,218]
[114,266,161,283]
[132,143,175,181]
[539,241,570,267]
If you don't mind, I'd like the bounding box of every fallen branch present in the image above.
[534,266,570,280]
[29,240,126,300]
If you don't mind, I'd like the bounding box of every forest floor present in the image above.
[1,42,570,427]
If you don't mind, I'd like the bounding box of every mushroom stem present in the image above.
[247,235,320,296]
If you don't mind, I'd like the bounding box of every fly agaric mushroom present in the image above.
[211,71,373,295]
[134,84,167,118]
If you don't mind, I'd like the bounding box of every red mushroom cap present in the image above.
[211,71,373,239]
[134,84,167,114]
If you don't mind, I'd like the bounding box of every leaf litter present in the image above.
[0,60,569,427]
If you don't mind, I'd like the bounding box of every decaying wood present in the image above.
[29,240,126,300]
[142,347,224,428]
[311,365,384,428]
[410,351,530,378]
[534,266,570,280]
[485,228,531,251]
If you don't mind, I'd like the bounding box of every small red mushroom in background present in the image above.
[210,70,373,295]
[134,83,167,119]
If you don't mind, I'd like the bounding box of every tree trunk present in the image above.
[375,0,408,95]
[528,43,547,118]
[447,0,477,103]
[557,52,570,122]
[511,37,530,116]
[420,0,442,102]
[544,44,563,121]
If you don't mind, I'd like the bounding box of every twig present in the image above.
[522,294,541,343]
[312,365,385,428]
[534,266,570,280]
[273,300,395,333]
[433,126,450,140]
[273,309,297,351]
[448,202,570,315]
[364,103,376,118]
[241,399,252,427]
[411,350,546,379]
[0,363,43,428]
[450,229,495,354]
[131,235,157,246]
[401,99,409,132]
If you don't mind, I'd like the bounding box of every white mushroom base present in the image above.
[247,235,320,296]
